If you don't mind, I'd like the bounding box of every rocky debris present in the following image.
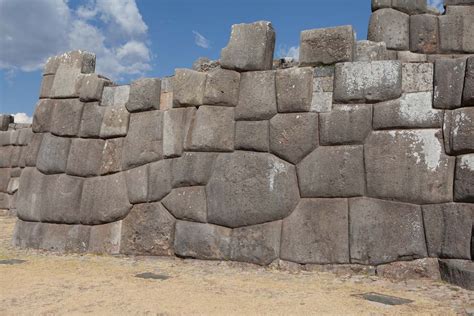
[192,57,220,72]
[377,259,441,281]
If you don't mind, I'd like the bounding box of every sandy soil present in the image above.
[0,215,472,315]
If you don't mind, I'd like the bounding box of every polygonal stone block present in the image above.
[234,120,269,152]
[368,9,410,50]
[236,71,277,120]
[162,186,207,223]
[32,99,55,133]
[184,106,234,152]
[230,221,281,266]
[101,85,130,107]
[79,102,105,138]
[124,164,149,204]
[439,259,474,291]
[79,74,111,102]
[36,133,71,174]
[206,151,299,228]
[66,138,105,177]
[281,199,349,264]
[439,14,464,53]
[0,192,10,210]
[410,14,439,54]
[64,225,91,253]
[80,172,131,225]
[300,25,355,66]
[220,21,275,72]
[350,197,427,265]
[100,138,124,175]
[99,105,130,138]
[120,202,175,256]
[463,57,474,106]
[391,0,427,15]
[163,108,195,158]
[172,69,206,107]
[24,133,44,167]
[365,130,454,204]
[373,92,443,129]
[50,68,83,99]
[171,152,218,188]
[276,67,313,112]
[334,61,402,103]
[443,108,474,155]
[269,113,318,164]
[297,146,365,198]
[423,203,473,259]
[88,221,122,254]
[174,221,231,260]
[203,68,240,106]
[39,75,54,99]
[402,63,433,93]
[354,40,388,62]
[7,177,19,194]
[455,154,474,202]
[371,0,391,11]
[17,128,33,146]
[319,104,372,145]
[126,78,161,112]
[148,159,173,201]
[12,220,43,249]
[50,99,84,137]
[0,168,10,193]
[433,58,467,109]
[311,92,333,113]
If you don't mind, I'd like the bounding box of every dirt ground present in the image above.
[0,215,472,315]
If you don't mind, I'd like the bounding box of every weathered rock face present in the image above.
[368,9,409,50]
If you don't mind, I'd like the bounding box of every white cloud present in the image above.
[13,113,33,124]
[0,0,152,81]
[192,31,210,49]
[427,0,444,11]
[277,46,300,61]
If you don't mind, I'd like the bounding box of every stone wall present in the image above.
[5,0,474,268]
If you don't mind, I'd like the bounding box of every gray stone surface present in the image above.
[397,50,427,62]
[24,133,44,167]
[409,14,439,54]
[79,102,105,138]
[79,74,110,102]
[365,130,454,204]
[391,0,427,15]
[220,21,275,71]
[171,152,218,188]
[162,186,207,223]
[373,92,443,129]
[376,259,441,281]
[148,159,173,201]
[0,168,10,192]
[230,221,281,266]
[269,113,318,164]
[120,202,175,256]
[126,78,161,112]
[101,85,130,107]
[439,14,464,53]
[276,67,313,112]
[234,120,269,152]
[463,57,474,106]
[39,75,54,99]
[184,106,234,152]
[122,111,163,170]
[36,133,71,174]
[297,146,365,198]
[50,99,84,137]
[439,259,474,291]
[402,63,433,93]
[319,104,372,145]
[354,40,388,62]
[100,138,124,175]
[368,9,409,50]
[0,115,13,131]
[334,61,402,103]
[66,138,105,177]
[163,108,195,158]
[80,172,131,225]
[299,26,355,66]
[99,105,130,138]
[423,203,473,259]
[203,68,240,106]
[454,154,474,202]
[44,50,95,75]
[88,221,122,254]
[172,69,206,107]
[207,151,299,228]
[49,68,83,99]
[280,199,349,264]
[0,193,11,210]
[371,0,391,11]
[17,129,33,146]
[236,71,277,120]
[433,58,467,109]
[443,108,474,155]
[174,221,231,260]
[350,197,427,265]
[124,164,149,204]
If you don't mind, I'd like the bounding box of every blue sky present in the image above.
[0,0,441,119]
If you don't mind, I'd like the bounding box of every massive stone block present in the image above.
[443,108,474,155]
[349,197,427,265]
[409,14,439,54]
[66,138,105,177]
[163,108,195,158]
[79,74,110,102]
[50,99,84,137]
[171,152,218,187]
[439,260,474,291]
[99,105,130,138]
[88,221,122,254]
[148,159,173,201]
[172,69,206,107]
[207,151,299,228]
[433,58,467,109]
[230,221,281,266]
[0,115,12,131]
[423,203,473,259]
[463,57,474,106]
[280,199,349,264]
[36,133,71,174]
[0,193,11,210]
[162,186,207,223]
[275,67,313,112]
[124,164,149,204]
[439,9,474,53]
[79,172,132,225]
[402,63,433,93]
[269,113,318,164]
[354,40,388,62]
[78,102,105,138]
[371,0,391,11]
[368,9,410,50]
[126,78,161,112]
[365,130,454,204]
[100,138,124,175]
[24,133,44,167]
[220,21,275,71]
[39,75,54,99]
[373,92,443,129]
[43,50,95,76]
[236,71,277,120]
[319,104,372,145]
[122,111,163,170]
[297,146,365,198]
[299,26,355,66]
[32,99,55,133]
[455,154,474,202]
[49,67,83,99]
[101,85,130,107]
[0,168,10,193]
[120,202,175,256]
[184,106,234,152]
[174,221,231,260]
[203,68,240,106]
[234,120,269,152]
[334,61,402,103]
[391,0,427,15]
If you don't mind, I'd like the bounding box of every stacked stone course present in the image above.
[2,0,474,288]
